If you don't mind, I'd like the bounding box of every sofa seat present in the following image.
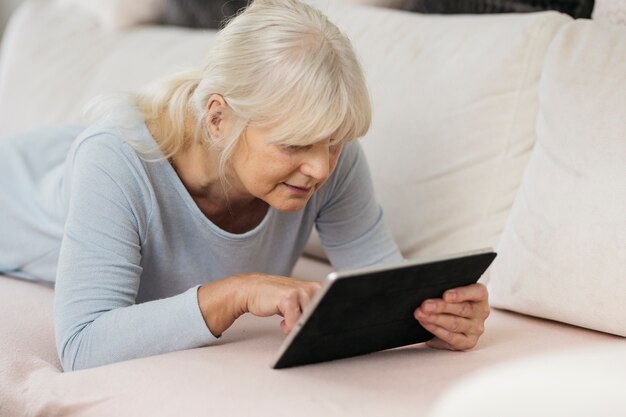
[1,264,623,417]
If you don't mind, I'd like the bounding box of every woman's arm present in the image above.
[54,134,217,371]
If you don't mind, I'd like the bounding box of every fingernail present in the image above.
[446,291,457,302]
[424,300,436,312]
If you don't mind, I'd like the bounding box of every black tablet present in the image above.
[271,248,497,369]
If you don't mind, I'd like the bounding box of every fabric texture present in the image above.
[429,345,626,417]
[0,2,220,136]
[488,20,626,337]
[592,0,626,26]
[60,0,165,30]
[305,5,570,260]
[0,115,400,371]
[1,273,624,417]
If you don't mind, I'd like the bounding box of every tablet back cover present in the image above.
[273,251,496,369]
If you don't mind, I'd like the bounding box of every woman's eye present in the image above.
[281,141,341,153]
[282,144,311,152]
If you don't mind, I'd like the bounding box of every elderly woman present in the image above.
[0,0,489,371]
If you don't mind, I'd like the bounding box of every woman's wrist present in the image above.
[197,275,249,337]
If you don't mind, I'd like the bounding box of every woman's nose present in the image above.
[301,144,330,180]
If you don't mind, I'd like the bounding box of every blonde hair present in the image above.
[134,0,371,179]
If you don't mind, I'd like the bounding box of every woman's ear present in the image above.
[206,94,228,144]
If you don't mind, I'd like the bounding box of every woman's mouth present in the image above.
[282,183,312,195]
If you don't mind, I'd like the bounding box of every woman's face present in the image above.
[228,125,343,212]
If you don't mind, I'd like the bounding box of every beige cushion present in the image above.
[304,7,570,260]
[60,0,165,30]
[592,0,626,26]
[0,3,214,134]
[489,20,626,337]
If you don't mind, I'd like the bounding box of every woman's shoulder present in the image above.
[69,123,142,161]
[322,140,367,191]
[66,119,160,178]
[308,140,369,209]
[63,123,156,209]
[337,140,365,171]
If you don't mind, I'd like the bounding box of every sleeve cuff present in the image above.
[181,285,220,347]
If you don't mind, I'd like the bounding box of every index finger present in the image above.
[443,283,488,303]
[279,294,302,334]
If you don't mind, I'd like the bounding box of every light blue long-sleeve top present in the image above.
[0,115,402,371]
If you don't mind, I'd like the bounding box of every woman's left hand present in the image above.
[414,283,490,351]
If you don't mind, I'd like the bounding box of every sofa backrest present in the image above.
[302,2,570,260]
[0,0,570,260]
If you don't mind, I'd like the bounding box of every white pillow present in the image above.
[489,20,626,337]
[592,0,626,26]
[303,5,570,260]
[61,0,165,30]
[0,1,216,134]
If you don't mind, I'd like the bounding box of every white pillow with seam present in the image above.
[302,5,570,261]
[592,0,626,26]
[489,20,626,337]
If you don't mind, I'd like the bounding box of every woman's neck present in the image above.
[146,117,261,219]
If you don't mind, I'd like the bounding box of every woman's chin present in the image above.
[269,197,310,212]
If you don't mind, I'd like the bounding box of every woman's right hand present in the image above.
[197,273,322,337]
